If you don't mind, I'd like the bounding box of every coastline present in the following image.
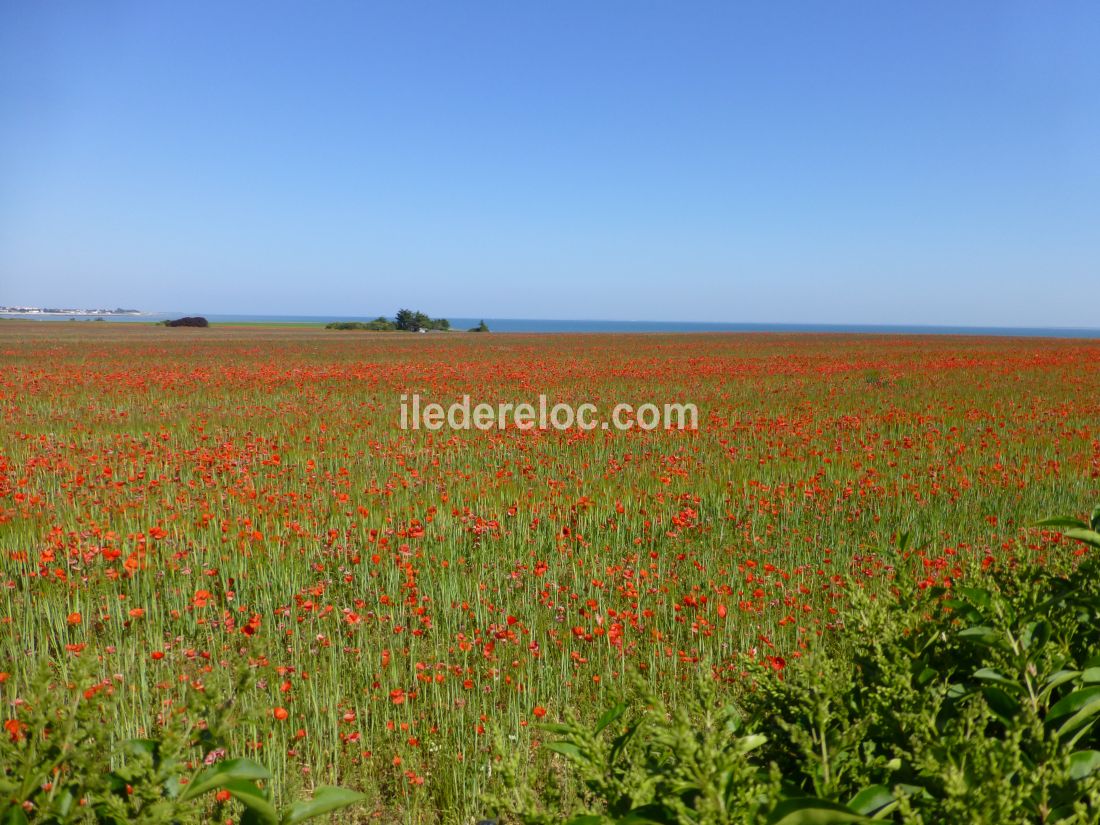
[4,313,1100,338]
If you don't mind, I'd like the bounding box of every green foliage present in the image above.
[394,309,449,331]
[491,508,1100,823]
[469,320,490,332]
[329,310,453,331]
[0,662,365,825]
[0,662,103,824]
[1033,504,1100,552]
[325,317,396,331]
[489,677,782,824]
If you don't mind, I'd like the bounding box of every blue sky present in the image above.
[1,1,1097,325]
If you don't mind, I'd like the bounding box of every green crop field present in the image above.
[3,323,1100,823]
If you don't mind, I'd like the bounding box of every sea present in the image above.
[3,313,1100,338]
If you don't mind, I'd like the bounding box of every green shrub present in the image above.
[0,662,365,824]
[492,507,1100,823]
[325,318,395,331]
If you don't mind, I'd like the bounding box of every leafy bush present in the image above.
[491,678,786,824]
[325,318,395,331]
[394,309,449,331]
[327,311,453,331]
[492,508,1100,823]
[0,663,365,824]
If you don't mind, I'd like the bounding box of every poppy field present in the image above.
[2,322,1100,822]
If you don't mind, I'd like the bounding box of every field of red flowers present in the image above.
[2,323,1099,822]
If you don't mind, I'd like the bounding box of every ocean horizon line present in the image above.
[4,311,1100,338]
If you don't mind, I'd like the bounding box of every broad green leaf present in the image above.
[1050,802,1081,822]
[767,797,868,824]
[0,806,30,825]
[1064,528,1100,550]
[48,787,76,819]
[544,741,586,762]
[1049,687,1100,736]
[594,702,626,735]
[1091,504,1100,531]
[282,786,367,825]
[897,531,912,553]
[1069,750,1100,780]
[179,757,272,801]
[1021,620,1050,652]
[946,682,971,700]
[1032,517,1089,529]
[224,779,278,825]
[1043,670,1082,697]
[957,587,993,609]
[1060,701,1100,737]
[1081,668,1100,684]
[1048,686,1100,724]
[611,721,641,762]
[847,785,894,816]
[914,665,938,687]
[736,733,769,754]
[982,686,1021,720]
[958,626,1001,646]
[619,806,674,824]
[973,668,1023,692]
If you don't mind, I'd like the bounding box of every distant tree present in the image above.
[469,320,490,333]
[163,316,209,328]
[326,319,396,331]
[394,308,418,331]
[395,309,451,331]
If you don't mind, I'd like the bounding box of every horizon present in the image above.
[5,305,1100,336]
[2,2,1099,326]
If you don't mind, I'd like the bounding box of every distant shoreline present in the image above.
[4,312,1100,338]
[0,309,145,317]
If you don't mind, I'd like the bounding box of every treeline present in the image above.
[326,310,489,332]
